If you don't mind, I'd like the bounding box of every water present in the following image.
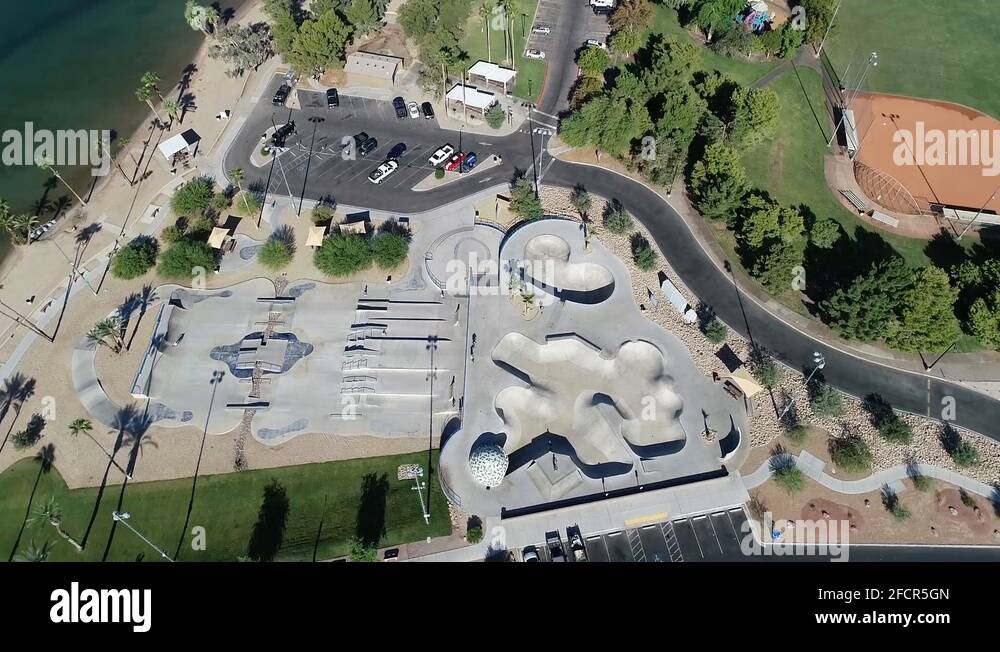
[0,0,242,256]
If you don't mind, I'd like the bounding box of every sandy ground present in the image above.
[752,475,1000,545]
[853,92,1000,213]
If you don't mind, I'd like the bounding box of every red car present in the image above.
[444,152,465,172]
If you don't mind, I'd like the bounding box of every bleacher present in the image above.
[870,210,900,228]
[839,188,870,214]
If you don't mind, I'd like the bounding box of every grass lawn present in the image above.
[825,0,1000,119]
[1,451,451,562]
[460,0,546,101]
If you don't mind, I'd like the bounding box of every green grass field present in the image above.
[825,0,1000,120]
[460,0,546,101]
[1,451,451,562]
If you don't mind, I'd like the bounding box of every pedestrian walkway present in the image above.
[741,451,997,499]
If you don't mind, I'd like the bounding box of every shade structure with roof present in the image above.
[158,129,201,161]
[306,223,328,248]
[207,226,232,250]
[467,60,517,94]
[446,83,497,120]
[344,51,402,88]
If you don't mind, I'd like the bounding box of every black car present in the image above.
[421,102,435,119]
[352,132,370,148]
[271,121,296,148]
[272,84,291,106]
[387,142,407,160]
[392,96,407,119]
[358,137,378,157]
[593,5,612,15]
[326,88,339,108]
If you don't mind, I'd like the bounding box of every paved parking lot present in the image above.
[520,508,754,562]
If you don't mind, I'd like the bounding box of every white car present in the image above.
[428,144,455,167]
[584,39,608,50]
[368,160,398,184]
[531,25,551,35]
[525,49,545,60]
[408,101,420,119]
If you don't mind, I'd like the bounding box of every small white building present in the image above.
[445,83,498,120]
[467,60,517,94]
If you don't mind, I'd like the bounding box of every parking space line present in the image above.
[687,518,706,559]
[705,514,725,554]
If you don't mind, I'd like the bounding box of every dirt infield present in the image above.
[852,92,1000,215]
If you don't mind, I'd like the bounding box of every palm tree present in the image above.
[87,317,124,354]
[184,1,220,36]
[480,2,492,63]
[34,159,87,207]
[163,99,181,127]
[29,496,83,552]
[0,374,36,455]
[13,539,54,562]
[12,213,39,245]
[229,167,253,213]
[570,184,592,221]
[136,72,164,127]
[69,418,125,473]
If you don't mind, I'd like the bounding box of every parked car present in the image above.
[531,25,551,35]
[444,152,465,172]
[271,121,296,147]
[428,144,455,167]
[420,102,435,119]
[521,546,540,562]
[326,88,339,108]
[368,159,398,184]
[387,142,407,160]
[592,5,612,15]
[567,526,588,562]
[392,96,407,118]
[382,548,399,561]
[272,84,291,106]
[525,49,545,60]
[460,151,478,172]
[352,132,370,148]
[584,38,608,50]
[546,531,566,562]
[407,101,420,119]
[358,137,378,157]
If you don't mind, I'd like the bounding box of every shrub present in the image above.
[258,238,294,270]
[110,238,158,279]
[157,240,217,279]
[809,382,842,419]
[371,232,409,269]
[702,317,727,343]
[466,525,483,544]
[829,434,873,473]
[188,216,216,241]
[434,168,445,179]
[311,202,336,225]
[878,415,913,445]
[485,103,506,129]
[170,177,216,215]
[233,191,261,217]
[773,464,805,494]
[314,232,373,276]
[12,414,45,450]
[604,205,633,234]
[210,192,232,214]
[630,234,658,272]
[749,346,781,390]
[349,537,377,562]
[160,225,186,244]
[509,177,543,220]
[952,440,980,467]
[910,472,933,492]
[889,501,910,521]
[810,215,841,249]
[785,424,808,445]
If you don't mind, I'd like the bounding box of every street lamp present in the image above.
[777,351,826,421]
[298,116,325,217]
[425,335,439,519]
[112,511,174,561]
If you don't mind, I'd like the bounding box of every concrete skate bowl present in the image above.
[521,234,615,304]
[424,225,501,293]
[491,333,685,470]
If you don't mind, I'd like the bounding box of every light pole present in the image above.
[412,468,430,525]
[112,511,174,561]
[425,335,439,519]
[814,0,843,58]
[298,116,325,217]
[778,351,826,421]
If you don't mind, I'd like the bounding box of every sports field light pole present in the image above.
[957,177,1000,240]
[777,352,825,422]
[814,0,843,57]
[112,511,174,562]
[298,116,325,217]
[412,468,430,525]
[827,52,877,148]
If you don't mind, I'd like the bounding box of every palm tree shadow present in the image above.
[100,409,155,561]
[0,374,37,456]
[126,285,158,351]
[355,472,389,549]
[245,479,290,561]
[7,443,55,562]
[80,403,141,549]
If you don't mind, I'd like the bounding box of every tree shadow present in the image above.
[355,472,389,549]
[804,224,899,312]
[80,403,139,549]
[245,479,289,561]
[7,443,55,562]
[0,374,37,455]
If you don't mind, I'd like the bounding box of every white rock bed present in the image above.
[539,185,1000,487]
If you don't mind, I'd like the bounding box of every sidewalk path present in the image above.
[742,451,998,499]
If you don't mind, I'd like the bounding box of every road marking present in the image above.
[624,512,669,527]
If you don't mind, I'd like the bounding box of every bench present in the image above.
[870,210,899,228]
[839,188,870,214]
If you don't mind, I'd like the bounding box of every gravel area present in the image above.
[539,185,1000,487]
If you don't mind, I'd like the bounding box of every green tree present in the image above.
[171,177,216,215]
[809,215,841,249]
[641,36,701,95]
[738,194,804,249]
[184,1,220,36]
[258,237,294,270]
[509,178,543,221]
[888,266,960,353]
[560,94,652,158]
[157,240,216,279]
[829,433,873,472]
[578,47,611,76]
[610,28,644,55]
[604,204,633,234]
[345,0,381,35]
[349,537,378,562]
[87,317,124,354]
[702,317,727,343]
[209,24,275,77]
[808,382,842,419]
[314,232,374,276]
[968,289,1000,349]
[289,10,352,77]
[570,185,592,220]
[111,238,159,279]
[820,257,914,343]
[264,0,301,54]
[484,103,506,129]
[694,0,744,42]
[570,73,605,109]
[370,232,410,268]
[728,87,781,147]
[689,141,749,221]
[799,0,839,46]
[631,236,658,271]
